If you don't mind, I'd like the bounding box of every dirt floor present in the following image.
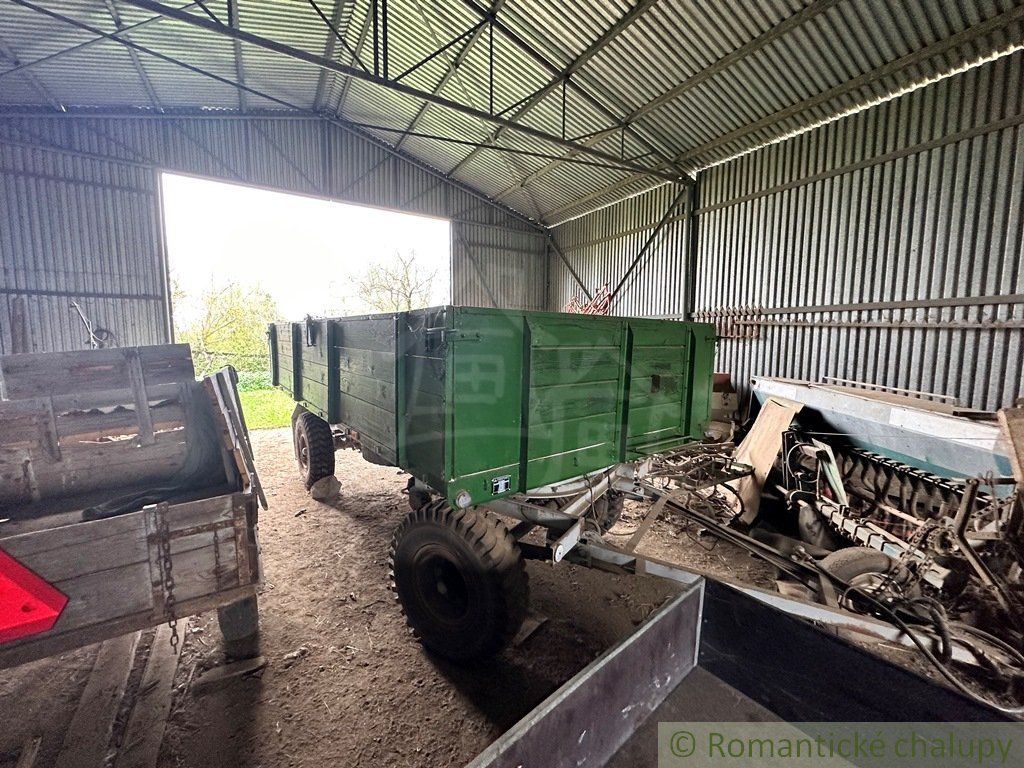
[0,427,776,768]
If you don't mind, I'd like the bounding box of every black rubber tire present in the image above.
[819,546,898,583]
[818,546,919,607]
[389,500,528,661]
[293,411,335,490]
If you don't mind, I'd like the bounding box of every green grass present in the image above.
[238,388,294,430]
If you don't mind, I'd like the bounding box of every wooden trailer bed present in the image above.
[0,346,264,669]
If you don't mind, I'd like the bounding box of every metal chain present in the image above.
[155,504,180,653]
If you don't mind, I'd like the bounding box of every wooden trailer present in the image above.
[0,345,265,669]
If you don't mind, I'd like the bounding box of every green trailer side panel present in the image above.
[523,315,624,489]
[624,319,693,454]
[402,308,448,493]
[271,307,717,509]
[335,315,398,464]
[686,323,716,439]
[446,308,524,503]
[297,319,331,421]
[273,319,332,421]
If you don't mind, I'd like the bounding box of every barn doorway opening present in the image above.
[161,173,451,427]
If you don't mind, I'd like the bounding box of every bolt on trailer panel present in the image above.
[270,306,715,507]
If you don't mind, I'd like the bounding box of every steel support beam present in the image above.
[489,0,842,204]
[117,0,682,182]
[312,0,348,111]
[541,1,1024,220]
[608,185,687,304]
[548,234,591,301]
[683,174,700,321]
[395,0,505,151]
[9,0,545,233]
[333,2,375,117]
[453,224,500,307]
[458,0,678,164]
[0,36,63,110]
[344,117,651,173]
[0,4,195,83]
[226,0,247,111]
[449,0,677,179]
[103,0,164,111]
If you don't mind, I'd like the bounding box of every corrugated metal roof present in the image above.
[1,0,1021,223]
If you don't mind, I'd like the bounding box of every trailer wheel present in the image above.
[819,546,917,607]
[293,410,335,490]
[389,501,528,661]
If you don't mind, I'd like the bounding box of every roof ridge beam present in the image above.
[113,0,682,182]
[446,0,661,179]
[394,0,506,151]
[456,0,680,170]
[0,2,195,83]
[490,0,841,202]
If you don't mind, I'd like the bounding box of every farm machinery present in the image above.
[271,306,715,659]
[270,307,1024,718]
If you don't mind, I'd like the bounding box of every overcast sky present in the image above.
[162,173,451,327]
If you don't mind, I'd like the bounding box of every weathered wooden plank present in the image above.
[1,496,247,642]
[335,318,396,353]
[0,503,139,542]
[168,545,240,601]
[0,494,239,549]
[125,349,155,446]
[114,624,181,768]
[999,407,1024,485]
[4,525,147,583]
[0,436,189,504]
[53,631,141,768]
[0,584,255,671]
[164,493,241,533]
[55,403,185,444]
[0,408,43,443]
[339,369,395,412]
[50,562,155,631]
[49,382,183,415]
[0,346,193,400]
[336,346,395,382]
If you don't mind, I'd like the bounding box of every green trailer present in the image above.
[270,306,715,658]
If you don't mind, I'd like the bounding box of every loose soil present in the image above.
[0,427,776,768]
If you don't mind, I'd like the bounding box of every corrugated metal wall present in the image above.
[0,132,168,353]
[0,114,547,354]
[550,51,1024,411]
[548,184,690,317]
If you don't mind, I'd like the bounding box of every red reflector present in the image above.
[0,548,68,643]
